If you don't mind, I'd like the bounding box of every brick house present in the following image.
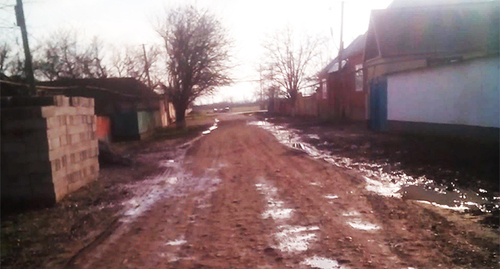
[317,34,367,121]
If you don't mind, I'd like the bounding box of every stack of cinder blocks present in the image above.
[1,95,99,208]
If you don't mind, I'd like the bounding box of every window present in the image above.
[355,64,363,92]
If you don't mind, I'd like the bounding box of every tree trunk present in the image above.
[174,103,187,129]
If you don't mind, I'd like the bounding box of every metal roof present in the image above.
[366,1,499,60]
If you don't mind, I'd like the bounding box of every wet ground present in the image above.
[261,116,499,224]
[2,113,499,268]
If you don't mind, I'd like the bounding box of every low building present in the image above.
[37,78,175,141]
[363,1,499,140]
[318,34,367,121]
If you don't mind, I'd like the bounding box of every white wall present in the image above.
[387,57,500,128]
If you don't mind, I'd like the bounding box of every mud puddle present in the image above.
[249,120,498,215]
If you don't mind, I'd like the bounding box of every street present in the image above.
[65,114,498,269]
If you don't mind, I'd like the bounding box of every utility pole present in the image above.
[338,0,344,70]
[15,0,36,95]
[259,64,263,108]
[142,44,152,89]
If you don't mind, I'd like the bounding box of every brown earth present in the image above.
[2,114,499,268]
[0,124,210,269]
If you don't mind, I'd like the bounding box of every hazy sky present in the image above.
[1,0,393,104]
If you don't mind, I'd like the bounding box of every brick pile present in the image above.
[1,95,99,207]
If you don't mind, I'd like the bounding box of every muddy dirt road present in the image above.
[39,115,500,268]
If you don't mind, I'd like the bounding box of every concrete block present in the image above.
[70,153,77,164]
[68,179,85,193]
[46,117,59,129]
[41,106,58,118]
[61,96,70,107]
[79,132,86,142]
[79,150,88,162]
[70,97,79,107]
[75,107,93,115]
[47,126,67,140]
[58,115,67,126]
[60,135,68,147]
[48,137,61,150]
[66,157,96,174]
[54,186,68,201]
[64,140,94,155]
[91,146,99,157]
[69,133,80,145]
[80,97,92,107]
[48,147,66,161]
[61,155,68,168]
[53,106,77,116]
[53,96,69,107]
[67,124,86,135]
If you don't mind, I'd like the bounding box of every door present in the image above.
[369,78,387,131]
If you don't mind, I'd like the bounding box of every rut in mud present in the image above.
[64,115,498,269]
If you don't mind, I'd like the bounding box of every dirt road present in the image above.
[56,114,497,269]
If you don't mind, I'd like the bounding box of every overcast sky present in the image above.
[1,0,393,104]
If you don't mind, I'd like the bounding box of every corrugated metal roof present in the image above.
[367,1,499,59]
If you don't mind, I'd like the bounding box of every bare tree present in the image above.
[0,42,26,77]
[33,29,107,81]
[263,27,320,112]
[0,43,10,73]
[108,44,161,88]
[157,5,232,127]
